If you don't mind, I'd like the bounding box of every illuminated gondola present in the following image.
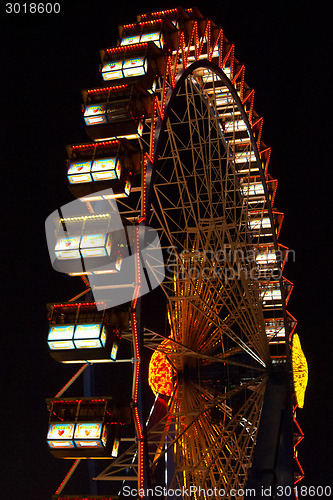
[82,84,152,142]
[67,140,141,200]
[47,302,129,363]
[46,397,131,459]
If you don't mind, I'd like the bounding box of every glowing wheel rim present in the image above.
[144,62,270,494]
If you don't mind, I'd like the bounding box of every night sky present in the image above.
[1,1,332,498]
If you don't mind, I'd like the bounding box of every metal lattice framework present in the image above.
[48,7,306,499]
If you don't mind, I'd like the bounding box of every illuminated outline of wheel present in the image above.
[82,7,306,497]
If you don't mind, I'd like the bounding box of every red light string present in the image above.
[54,459,81,495]
[54,364,89,398]
[105,43,148,54]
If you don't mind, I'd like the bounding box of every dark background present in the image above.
[1,0,331,498]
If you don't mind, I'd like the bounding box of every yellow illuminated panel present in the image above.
[140,32,162,47]
[292,333,308,409]
[105,234,112,256]
[84,104,107,117]
[103,70,123,81]
[124,180,131,196]
[85,115,107,125]
[265,320,285,338]
[235,151,257,163]
[80,247,107,258]
[123,57,145,69]
[121,35,140,46]
[266,327,285,336]
[123,66,146,77]
[84,104,108,125]
[48,440,74,448]
[102,61,122,72]
[115,161,121,179]
[74,339,101,349]
[79,234,109,258]
[256,250,276,264]
[123,57,147,77]
[261,286,282,301]
[111,437,120,457]
[93,269,117,274]
[242,182,265,197]
[48,340,75,350]
[75,440,103,448]
[47,423,75,440]
[92,171,117,181]
[68,161,91,174]
[110,341,118,360]
[249,217,271,230]
[48,325,74,340]
[101,61,123,81]
[68,173,92,184]
[100,327,107,348]
[225,119,247,132]
[79,196,103,202]
[55,249,81,260]
[91,158,116,171]
[115,255,122,272]
[74,324,101,339]
[74,423,102,439]
[55,236,80,251]
[101,426,108,446]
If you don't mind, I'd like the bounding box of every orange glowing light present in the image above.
[148,340,176,396]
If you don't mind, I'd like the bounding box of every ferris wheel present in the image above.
[46,7,308,500]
